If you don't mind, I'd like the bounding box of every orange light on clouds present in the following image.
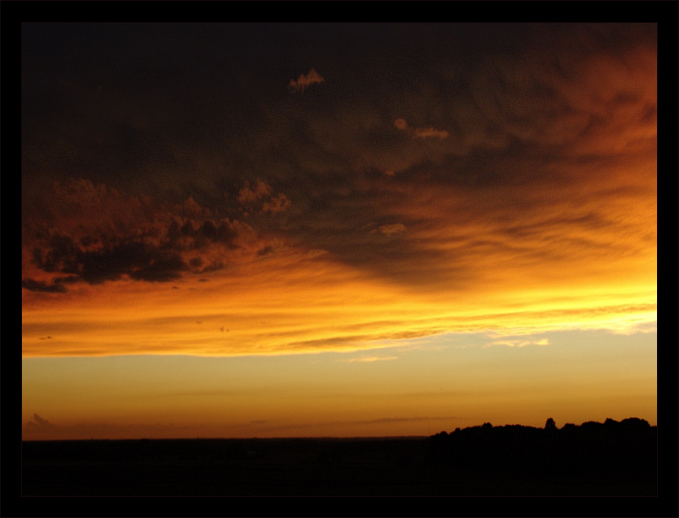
[21,22,658,440]
[22,239,656,358]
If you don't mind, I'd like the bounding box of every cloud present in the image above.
[377,223,406,236]
[238,180,273,205]
[484,338,550,349]
[25,413,57,431]
[288,68,325,93]
[180,196,212,219]
[22,178,273,291]
[394,118,449,139]
[413,126,449,140]
[21,278,68,293]
[21,25,657,358]
[342,355,399,363]
[237,180,291,214]
[394,118,408,131]
[306,249,328,259]
[262,193,291,213]
[352,416,453,425]
[23,414,188,440]
[28,233,188,285]
[256,245,275,257]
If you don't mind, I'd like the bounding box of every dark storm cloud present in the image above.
[21,23,657,293]
[29,234,187,285]
[21,274,80,293]
[21,23,656,181]
[21,179,270,292]
[21,24,471,191]
[21,278,68,293]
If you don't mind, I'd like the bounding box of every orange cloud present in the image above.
[238,180,273,204]
[21,178,278,291]
[342,356,399,363]
[289,68,325,93]
[484,338,550,348]
[394,118,408,131]
[394,118,449,139]
[21,28,656,360]
[237,180,291,214]
[377,223,406,236]
[21,241,656,359]
[262,193,291,213]
[413,126,449,140]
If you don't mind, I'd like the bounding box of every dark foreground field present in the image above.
[22,419,657,496]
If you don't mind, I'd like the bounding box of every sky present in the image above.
[21,22,657,440]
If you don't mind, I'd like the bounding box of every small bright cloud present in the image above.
[414,126,449,139]
[307,249,329,259]
[378,223,406,236]
[238,180,273,205]
[394,118,448,139]
[394,118,409,131]
[484,338,550,348]
[342,356,399,363]
[289,68,325,93]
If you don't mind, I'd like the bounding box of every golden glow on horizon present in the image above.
[21,23,657,441]
[22,246,656,358]
[22,327,657,439]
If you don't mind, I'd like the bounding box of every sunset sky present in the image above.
[21,22,657,440]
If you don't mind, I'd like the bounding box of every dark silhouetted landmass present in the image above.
[21,418,656,496]
[428,417,657,488]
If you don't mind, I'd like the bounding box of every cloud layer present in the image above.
[21,23,657,358]
[21,178,296,293]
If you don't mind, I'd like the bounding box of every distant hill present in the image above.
[21,417,657,496]
[428,418,657,483]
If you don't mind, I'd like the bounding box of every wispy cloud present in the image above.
[484,338,550,349]
[23,414,189,440]
[341,355,399,363]
[413,126,449,140]
[377,223,406,236]
[25,413,58,433]
[394,118,449,139]
[350,416,455,425]
[22,24,657,359]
